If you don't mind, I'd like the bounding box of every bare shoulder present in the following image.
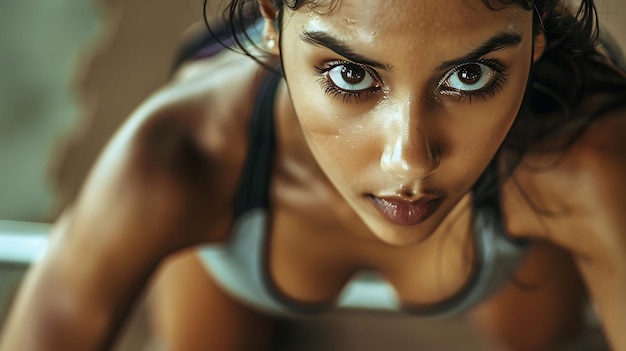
[132,49,268,160]
[507,103,626,256]
[72,51,268,249]
[124,49,266,180]
[536,105,626,204]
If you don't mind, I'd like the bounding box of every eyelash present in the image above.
[314,60,382,103]
[314,58,509,104]
[438,58,509,104]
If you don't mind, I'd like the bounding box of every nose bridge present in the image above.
[379,98,438,181]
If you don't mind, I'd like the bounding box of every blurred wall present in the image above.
[50,0,213,214]
[596,0,626,50]
[0,0,215,221]
[0,0,99,221]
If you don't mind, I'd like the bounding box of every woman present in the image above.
[1,0,625,350]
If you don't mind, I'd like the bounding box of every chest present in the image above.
[266,169,477,307]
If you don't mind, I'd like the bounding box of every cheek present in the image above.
[286,64,378,177]
[296,103,377,181]
[437,65,529,187]
[449,52,529,144]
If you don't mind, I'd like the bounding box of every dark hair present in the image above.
[205,0,626,205]
[210,0,600,55]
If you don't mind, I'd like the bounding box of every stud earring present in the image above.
[267,37,276,50]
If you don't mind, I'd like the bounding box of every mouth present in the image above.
[368,194,443,226]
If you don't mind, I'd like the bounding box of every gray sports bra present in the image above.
[196,70,529,318]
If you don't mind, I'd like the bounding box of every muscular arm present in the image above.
[469,242,587,351]
[0,82,237,350]
[492,110,626,351]
[148,250,275,351]
[0,211,163,351]
[541,111,626,351]
[568,136,626,351]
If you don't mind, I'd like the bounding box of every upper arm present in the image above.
[484,109,626,350]
[73,73,247,252]
[147,250,275,351]
[552,109,626,260]
[0,76,244,351]
[469,242,586,351]
[553,110,626,351]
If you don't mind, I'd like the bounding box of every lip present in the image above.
[368,194,443,226]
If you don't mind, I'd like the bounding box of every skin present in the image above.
[1,0,625,350]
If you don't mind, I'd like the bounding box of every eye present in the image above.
[437,60,507,102]
[440,62,496,93]
[327,63,377,91]
[315,60,382,103]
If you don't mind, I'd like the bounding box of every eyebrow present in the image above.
[436,32,523,71]
[300,30,523,73]
[300,30,392,70]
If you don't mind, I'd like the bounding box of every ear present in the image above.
[532,33,547,63]
[259,0,280,55]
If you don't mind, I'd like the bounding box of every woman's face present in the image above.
[278,0,536,246]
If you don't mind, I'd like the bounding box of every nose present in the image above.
[379,103,439,183]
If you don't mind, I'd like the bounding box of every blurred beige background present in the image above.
[0,0,98,221]
[0,0,214,222]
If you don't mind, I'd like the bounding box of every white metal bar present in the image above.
[0,220,50,265]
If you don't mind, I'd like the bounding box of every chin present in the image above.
[370,224,435,247]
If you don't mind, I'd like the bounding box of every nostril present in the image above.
[398,184,416,198]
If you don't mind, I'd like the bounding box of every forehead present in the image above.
[294,0,525,44]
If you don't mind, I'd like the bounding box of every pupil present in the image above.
[341,64,365,84]
[458,64,482,84]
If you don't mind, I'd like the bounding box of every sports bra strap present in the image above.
[234,69,282,216]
